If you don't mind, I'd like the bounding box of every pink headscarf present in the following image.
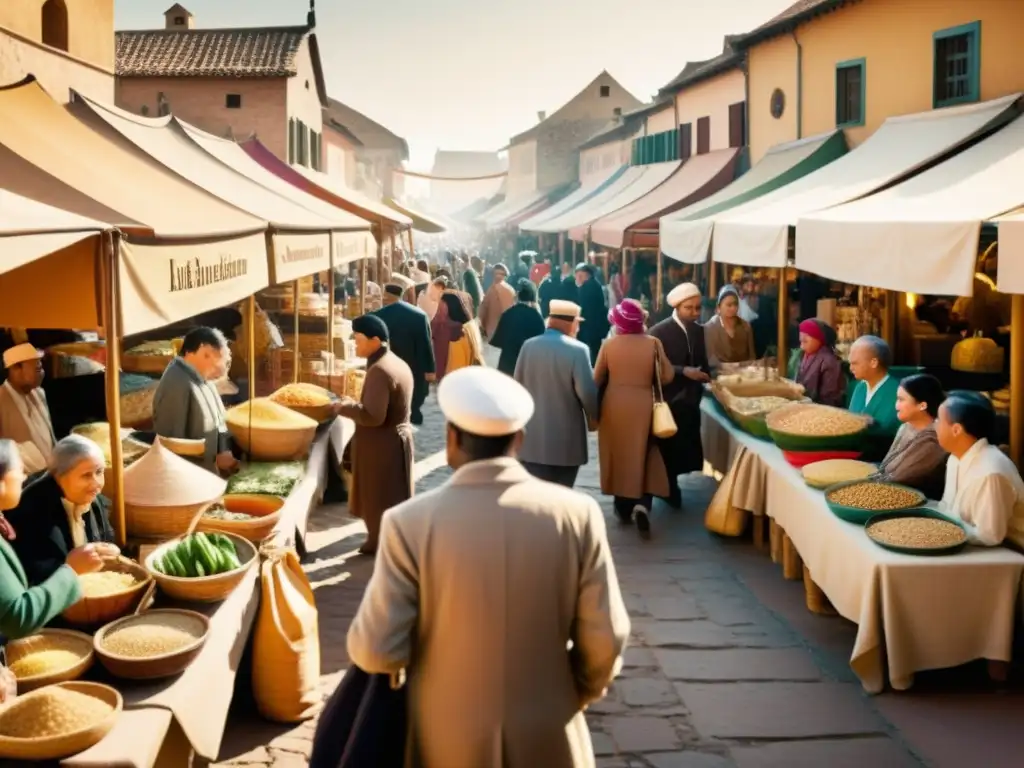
[798,318,826,346]
[609,299,646,335]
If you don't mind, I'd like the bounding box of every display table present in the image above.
[61,419,353,766]
[700,399,1024,694]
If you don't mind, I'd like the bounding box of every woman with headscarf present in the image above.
[462,269,484,315]
[490,280,546,376]
[703,285,756,371]
[594,299,674,534]
[434,291,485,381]
[792,318,845,406]
[418,276,447,322]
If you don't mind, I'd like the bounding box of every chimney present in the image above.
[307,0,317,28]
[164,4,194,30]
[537,110,546,123]
[613,107,622,118]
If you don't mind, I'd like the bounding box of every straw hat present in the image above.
[122,437,226,506]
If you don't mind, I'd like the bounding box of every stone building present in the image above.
[0,0,115,102]
[322,96,409,198]
[115,3,327,168]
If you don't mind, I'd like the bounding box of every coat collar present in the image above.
[449,457,532,487]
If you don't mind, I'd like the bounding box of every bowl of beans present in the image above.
[824,480,926,525]
[865,509,969,556]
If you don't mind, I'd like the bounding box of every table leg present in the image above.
[752,514,768,551]
[802,564,838,616]
[769,519,782,563]
[782,533,803,581]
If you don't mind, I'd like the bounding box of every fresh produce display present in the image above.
[227,462,306,496]
[271,382,333,407]
[0,686,114,738]
[766,403,870,437]
[801,459,876,489]
[100,615,204,658]
[867,517,967,549]
[151,533,243,578]
[79,571,141,598]
[825,482,923,511]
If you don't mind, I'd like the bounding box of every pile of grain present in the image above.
[867,517,967,549]
[730,395,792,417]
[226,399,318,430]
[825,482,922,511]
[0,687,113,738]
[79,571,140,598]
[802,459,876,488]
[766,403,869,437]
[101,616,203,658]
[9,649,82,679]
[270,382,332,407]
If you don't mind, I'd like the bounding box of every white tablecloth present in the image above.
[701,400,1024,693]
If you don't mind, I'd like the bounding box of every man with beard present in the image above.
[574,263,610,365]
[372,282,435,426]
[648,282,710,509]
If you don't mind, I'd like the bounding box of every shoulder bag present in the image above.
[652,344,678,439]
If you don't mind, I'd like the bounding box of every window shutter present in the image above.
[697,117,711,154]
[631,138,640,165]
[288,119,296,164]
[679,123,693,160]
[728,102,746,148]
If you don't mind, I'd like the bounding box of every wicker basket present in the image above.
[93,609,209,680]
[802,564,838,616]
[6,629,95,693]
[125,499,214,541]
[0,682,121,761]
[196,494,286,543]
[62,558,153,627]
[144,533,257,603]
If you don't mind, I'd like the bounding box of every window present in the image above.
[835,59,865,127]
[174,15,185,24]
[41,0,69,52]
[288,118,296,164]
[696,117,710,155]
[140,105,150,116]
[225,94,242,109]
[679,122,693,160]
[599,85,610,98]
[728,102,747,148]
[934,21,981,107]
[156,92,170,117]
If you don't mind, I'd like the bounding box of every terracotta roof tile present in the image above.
[115,26,310,78]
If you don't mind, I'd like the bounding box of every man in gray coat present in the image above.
[514,300,599,488]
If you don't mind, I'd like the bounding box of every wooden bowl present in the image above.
[226,420,317,461]
[0,681,121,760]
[144,533,257,603]
[6,630,95,693]
[156,435,207,458]
[93,609,209,680]
[62,558,153,628]
[196,494,286,542]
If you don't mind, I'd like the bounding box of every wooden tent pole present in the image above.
[655,251,664,313]
[327,232,335,376]
[292,279,300,384]
[408,228,416,260]
[247,295,256,403]
[777,267,790,378]
[558,233,565,268]
[1010,294,1024,468]
[708,257,718,297]
[103,231,126,548]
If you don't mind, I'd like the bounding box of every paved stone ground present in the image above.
[211,349,1020,768]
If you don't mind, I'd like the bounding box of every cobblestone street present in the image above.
[211,357,1014,768]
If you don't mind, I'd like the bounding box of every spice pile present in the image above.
[0,686,113,738]
[203,503,256,522]
[867,517,967,549]
[101,616,203,658]
[270,382,333,407]
[9,649,82,680]
[767,403,869,436]
[79,571,141,598]
[227,398,318,429]
[826,482,922,511]
[72,422,147,468]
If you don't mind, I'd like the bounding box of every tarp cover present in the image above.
[711,93,1021,268]
[590,149,739,249]
[480,188,552,228]
[995,210,1024,294]
[520,165,626,232]
[798,114,1024,297]
[530,166,647,234]
[0,189,105,275]
[568,161,681,241]
[659,131,846,264]
[384,198,447,233]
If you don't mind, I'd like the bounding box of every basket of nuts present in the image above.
[766,403,870,452]
[823,480,926,525]
[865,509,968,556]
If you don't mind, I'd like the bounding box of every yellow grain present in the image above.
[0,687,113,738]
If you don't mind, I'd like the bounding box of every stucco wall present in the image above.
[579,137,633,183]
[646,105,677,134]
[506,140,537,199]
[324,128,357,188]
[675,68,746,155]
[0,0,114,72]
[747,0,1024,162]
[0,26,113,102]
[286,40,323,134]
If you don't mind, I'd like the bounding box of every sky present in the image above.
[116,0,796,170]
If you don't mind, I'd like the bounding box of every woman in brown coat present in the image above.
[336,314,415,556]
[703,285,756,371]
[594,299,674,534]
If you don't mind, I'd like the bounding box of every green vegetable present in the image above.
[226,462,306,497]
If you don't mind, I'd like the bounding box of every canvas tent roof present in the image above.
[996,210,1024,294]
[708,93,1021,268]
[0,189,107,276]
[568,161,681,242]
[531,166,647,234]
[590,149,739,249]
[520,165,627,232]
[384,198,447,233]
[797,114,1024,297]
[479,188,553,228]
[659,131,847,264]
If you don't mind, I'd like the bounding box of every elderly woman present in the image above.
[704,285,756,370]
[792,318,845,407]
[871,374,949,499]
[7,435,116,587]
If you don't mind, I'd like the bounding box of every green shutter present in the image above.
[631,138,640,165]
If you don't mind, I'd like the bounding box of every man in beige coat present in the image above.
[347,367,629,768]
[477,263,516,338]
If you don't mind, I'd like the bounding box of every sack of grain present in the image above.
[802,459,876,489]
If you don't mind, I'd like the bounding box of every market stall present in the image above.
[519,165,627,233]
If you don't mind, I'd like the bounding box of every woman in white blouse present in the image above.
[936,391,1024,548]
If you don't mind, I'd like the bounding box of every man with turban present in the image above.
[346,367,629,768]
[335,314,415,555]
[373,282,435,425]
[648,282,710,509]
[489,280,546,376]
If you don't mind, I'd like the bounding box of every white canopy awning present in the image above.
[568,162,681,242]
[531,166,647,234]
[0,189,107,274]
[519,165,623,232]
[797,114,1024,297]
[996,210,1024,294]
[711,93,1021,268]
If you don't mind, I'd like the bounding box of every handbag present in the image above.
[652,347,678,439]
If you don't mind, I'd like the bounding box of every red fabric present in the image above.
[608,299,646,335]
[798,318,825,345]
[0,514,15,541]
[783,449,863,468]
[529,263,550,285]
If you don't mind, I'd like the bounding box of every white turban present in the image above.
[667,282,701,308]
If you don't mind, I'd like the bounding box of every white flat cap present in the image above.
[548,299,583,320]
[667,282,701,308]
[437,367,534,437]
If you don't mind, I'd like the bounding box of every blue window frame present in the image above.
[933,21,981,108]
[835,57,866,128]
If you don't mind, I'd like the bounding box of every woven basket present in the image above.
[196,494,286,543]
[62,558,153,627]
[125,499,213,541]
[6,629,94,693]
[93,609,209,680]
[802,564,837,616]
[0,681,121,761]
[144,533,257,603]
